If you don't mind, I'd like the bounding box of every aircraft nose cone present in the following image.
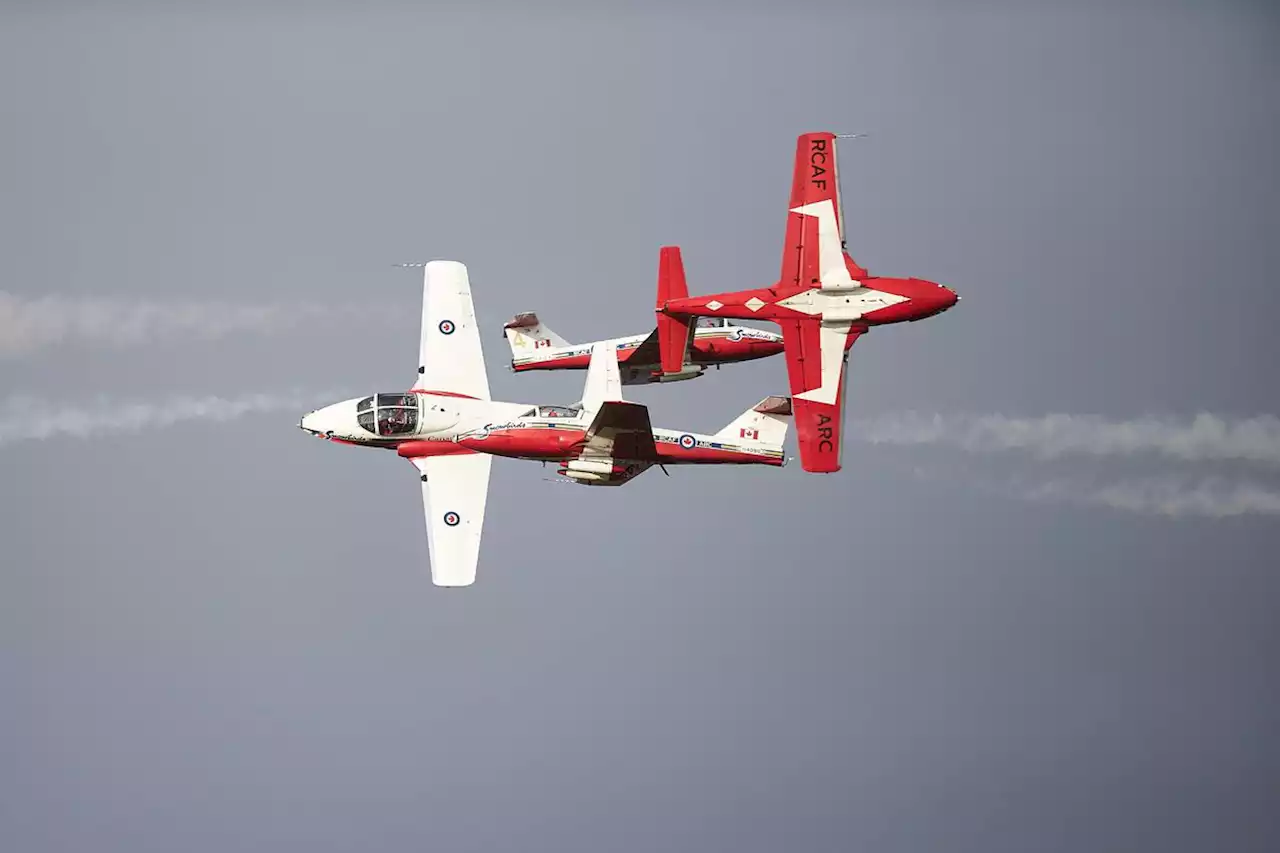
[299,411,325,436]
[299,402,361,439]
[937,283,959,312]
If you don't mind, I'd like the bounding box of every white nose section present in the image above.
[299,401,361,438]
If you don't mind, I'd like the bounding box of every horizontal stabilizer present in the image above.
[503,312,570,357]
[753,396,794,416]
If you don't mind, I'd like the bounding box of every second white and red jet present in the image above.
[298,260,792,587]
[500,246,785,385]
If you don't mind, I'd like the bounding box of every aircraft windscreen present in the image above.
[537,405,580,418]
[369,392,419,436]
[697,317,727,328]
[358,396,374,412]
[376,406,417,436]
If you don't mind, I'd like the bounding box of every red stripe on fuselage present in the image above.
[396,440,477,459]
[655,443,784,466]
[410,389,481,399]
[409,423,781,468]
[454,427,587,459]
[688,335,784,364]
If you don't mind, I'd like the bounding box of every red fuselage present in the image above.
[662,276,957,327]
[397,425,783,467]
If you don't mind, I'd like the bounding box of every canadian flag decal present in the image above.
[534,339,552,349]
[739,427,759,440]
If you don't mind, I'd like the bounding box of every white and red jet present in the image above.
[298,261,792,587]
[501,247,785,384]
[655,131,959,474]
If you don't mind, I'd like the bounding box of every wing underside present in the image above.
[582,400,659,462]
[564,400,657,486]
[779,132,867,291]
[624,328,661,366]
[779,318,862,474]
[411,451,492,587]
[413,261,491,400]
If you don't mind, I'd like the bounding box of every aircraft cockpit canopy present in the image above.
[696,316,728,328]
[521,405,582,419]
[356,392,420,436]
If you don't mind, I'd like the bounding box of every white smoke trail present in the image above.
[852,412,1280,467]
[0,291,407,356]
[1015,475,1280,518]
[894,460,1280,519]
[0,390,352,447]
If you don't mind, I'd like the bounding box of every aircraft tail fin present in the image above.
[655,245,695,374]
[503,312,570,360]
[714,395,792,450]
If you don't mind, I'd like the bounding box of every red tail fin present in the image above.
[655,245,694,374]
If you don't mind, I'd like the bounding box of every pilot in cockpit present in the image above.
[380,409,409,430]
[536,405,578,419]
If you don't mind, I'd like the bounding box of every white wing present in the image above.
[413,260,491,400]
[411,452,492,587]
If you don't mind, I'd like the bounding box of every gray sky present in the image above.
[2,2,1278,852]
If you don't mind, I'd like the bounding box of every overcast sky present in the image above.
[2,2,1278,852]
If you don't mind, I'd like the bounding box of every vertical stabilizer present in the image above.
[714,396,792,450]
[655,245,695,375]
